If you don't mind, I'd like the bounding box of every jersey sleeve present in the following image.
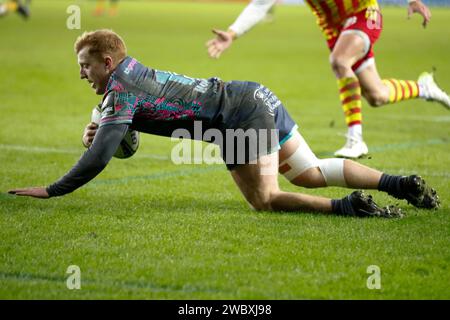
[46,123,129,197]
[99,90,138,127]
[229,0,277,37]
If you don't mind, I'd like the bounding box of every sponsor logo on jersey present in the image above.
[124,58,138,75]
[253,85,281,116]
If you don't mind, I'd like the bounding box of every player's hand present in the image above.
[82,122,98,148]
[408,0,431,28]
[8,187,49,199]
[206,29,236,59]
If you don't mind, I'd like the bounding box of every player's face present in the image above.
[77,47,112,95]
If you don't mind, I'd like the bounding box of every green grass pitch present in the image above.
[0,0,449,299]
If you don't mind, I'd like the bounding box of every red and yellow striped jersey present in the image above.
[304,0,379,39]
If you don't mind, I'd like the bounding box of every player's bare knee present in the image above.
[330,54,352,76]
[362,87,389,107]
[364,92,384,107]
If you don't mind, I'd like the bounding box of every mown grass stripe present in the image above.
[2,137,448,160]
[88,166,223,187]
[0,144,170,161]
[0,271,225,295]
[316,138,449,157]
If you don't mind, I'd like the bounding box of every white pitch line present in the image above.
[378,114,450,123]
[380,168,450,178]
[1,144,448,172]
[0,144,170,161]
[0,143,225,163]
[0,144,79,154]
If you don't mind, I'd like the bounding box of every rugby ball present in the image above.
[91,106,139,159]
[114,129,140,159]
[91,105,102,124]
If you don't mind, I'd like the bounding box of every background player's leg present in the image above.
[330,32,368,158]
[15,0,29,19]
[0,0,29,19]
[230,153,332,213]
[0,4,7,17]
[358,62,450,109]
[356,63,389,106]
[109,0,119,16]
[0,0,18,17]
[94,0,106,16]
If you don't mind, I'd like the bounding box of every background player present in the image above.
[94,0,119,16]
[206,0,450,158]
[0,0,30,19]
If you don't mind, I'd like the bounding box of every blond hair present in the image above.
[74,29,127,64]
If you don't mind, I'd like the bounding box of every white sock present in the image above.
[348,124,363,141]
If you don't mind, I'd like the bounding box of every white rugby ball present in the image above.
[91,105,102,124]
[90,106,139,159]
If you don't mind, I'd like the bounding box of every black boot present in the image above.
[332,190,403,218]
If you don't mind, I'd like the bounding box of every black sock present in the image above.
[378,174,405,198]
[331,196,355,216]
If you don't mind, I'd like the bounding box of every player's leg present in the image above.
[0,3,7,17]
[230,153,332,213]
[94,0,106,16]
[231,152,401,217]
[329,31,369,158]
[15,0,29,19]
[358,62,422,107]
[278,131,439,209]
[0,0,17,17]
[109,0,119,16]
[355,62,388,106]
[358,63,450,110]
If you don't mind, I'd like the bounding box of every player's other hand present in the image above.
[408,0,431,28]
[82,122,98,148]
[8,187,49,199]
[206,29,236,59]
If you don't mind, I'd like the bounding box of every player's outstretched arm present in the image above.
[206,0,277,59]
[8,123,129,199]
[407,0,431,28]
